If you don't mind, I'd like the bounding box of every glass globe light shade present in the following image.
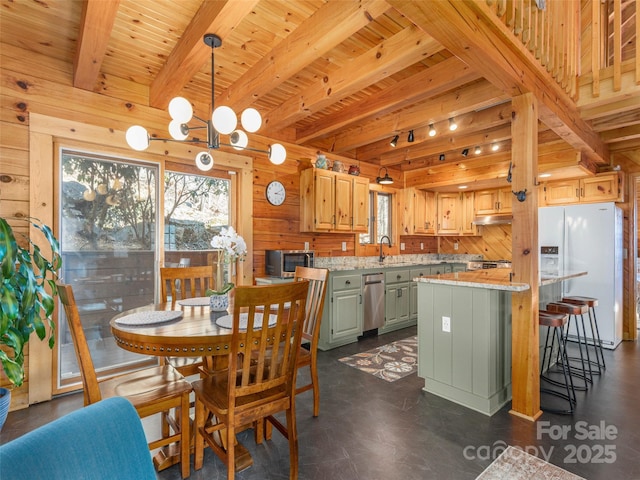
[168,97,193,123]
[195,151,214,171]
[230,130,248,150]
[241,108,262,133]
[212,106,237,135]
[126,125,150,151]
[268,143,286,165]
[168,120,188,140]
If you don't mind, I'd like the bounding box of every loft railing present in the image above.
[484,0,638,100]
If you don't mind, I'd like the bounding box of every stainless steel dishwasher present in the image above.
[362,273,385,334]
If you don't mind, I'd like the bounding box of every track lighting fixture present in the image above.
[461,148,469,157]
[428,124,436,137]
[491,142,499,151]
[449,117,458,131]
[390,135,399,147]
[126,33,286,170]
[474,145,481,155]
[439,154,445,161]
[408,130,415,142]
[376,167,394,185]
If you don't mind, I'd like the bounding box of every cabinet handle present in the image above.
[576,188,579,198]
[580,188,584,197]
[345,280,351,285]
[397,274,401,280]
[397,289,402,298]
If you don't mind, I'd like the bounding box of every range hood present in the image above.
[472,214,513,225]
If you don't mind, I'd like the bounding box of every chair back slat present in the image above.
[56,283,103,405]
[294,266,329,345]
[228,281,309,404]
[160,265,215,302]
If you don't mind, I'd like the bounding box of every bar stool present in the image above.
[561,296,605,374]
[539,310,576,414]
[546,301,593,390]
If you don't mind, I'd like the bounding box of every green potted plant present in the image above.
[0,216,61,429]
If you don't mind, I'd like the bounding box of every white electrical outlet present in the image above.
[400,242,405,251]
[341,241,347,252]
[420,242,424,250]
[454,242,459,250]
[442,316,451,333]
[304,241,310,250]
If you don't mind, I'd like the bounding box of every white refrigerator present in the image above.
[539,202,623,349]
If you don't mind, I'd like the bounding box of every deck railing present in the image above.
[484,0,638,100]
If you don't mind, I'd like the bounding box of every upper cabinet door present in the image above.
[351,176,369,232]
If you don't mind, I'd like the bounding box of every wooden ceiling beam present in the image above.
[264,26,443,131]
[324,79,507,153]
[296,56,481,144]
[73,0,121,90]
[216,0,391,112]
[388,0,609,166]
[149,0,257,109]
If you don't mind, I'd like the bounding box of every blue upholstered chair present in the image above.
[0,397,156,480]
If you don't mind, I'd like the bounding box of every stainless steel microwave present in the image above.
[265,250,314,278]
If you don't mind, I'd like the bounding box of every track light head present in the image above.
[461,148,469,157]
[474,146,481,155]
[449,117,458,131]
[439,154,445,162]
[390,135,399,147]
[491,142,499,151]
[408,130,414,142]
[428,124,436,137]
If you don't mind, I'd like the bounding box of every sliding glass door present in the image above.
[56,150,158,390]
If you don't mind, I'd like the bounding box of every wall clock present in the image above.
[266,180,286,206]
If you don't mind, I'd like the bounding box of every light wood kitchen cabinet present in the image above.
[543,172,622,206]
[436,192,478,235]
[474,187,512,215]
[300,168,369,232]
[403,188,436,235]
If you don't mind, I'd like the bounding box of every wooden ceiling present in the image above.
[1,0,639,191]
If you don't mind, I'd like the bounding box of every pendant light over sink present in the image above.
[125,33,286,170]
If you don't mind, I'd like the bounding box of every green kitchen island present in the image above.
[415,269,586,416]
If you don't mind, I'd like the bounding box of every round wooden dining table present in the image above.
[110,300,235,359]
[109,297,253,472]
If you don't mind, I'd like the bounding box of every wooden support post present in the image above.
[509,93,542,421]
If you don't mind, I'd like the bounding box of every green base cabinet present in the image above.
[417,282,512,416]
[318,273,362,351]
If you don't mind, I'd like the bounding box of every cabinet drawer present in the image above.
[410,268,430,281]
[385,269,411,284]
[430,264,453,275]
[332,274,362,291]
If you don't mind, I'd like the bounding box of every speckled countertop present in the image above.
[314,253,480,271]
[415,269,587,292]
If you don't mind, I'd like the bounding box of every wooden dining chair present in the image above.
[160,265,216,302]
[293,266,329,417]
[56,283,193,479]
[193,281,310,480]
[160,265,217,376]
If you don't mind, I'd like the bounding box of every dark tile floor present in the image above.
[2,326,639,479]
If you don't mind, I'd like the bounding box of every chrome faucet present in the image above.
[379,235,391,262]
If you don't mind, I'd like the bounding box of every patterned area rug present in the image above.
[338,336,418,382]
[476,446,585,479]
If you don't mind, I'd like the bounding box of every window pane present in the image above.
[59,151,158,389]
[163,171,231,267]
[377,192,391,243]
